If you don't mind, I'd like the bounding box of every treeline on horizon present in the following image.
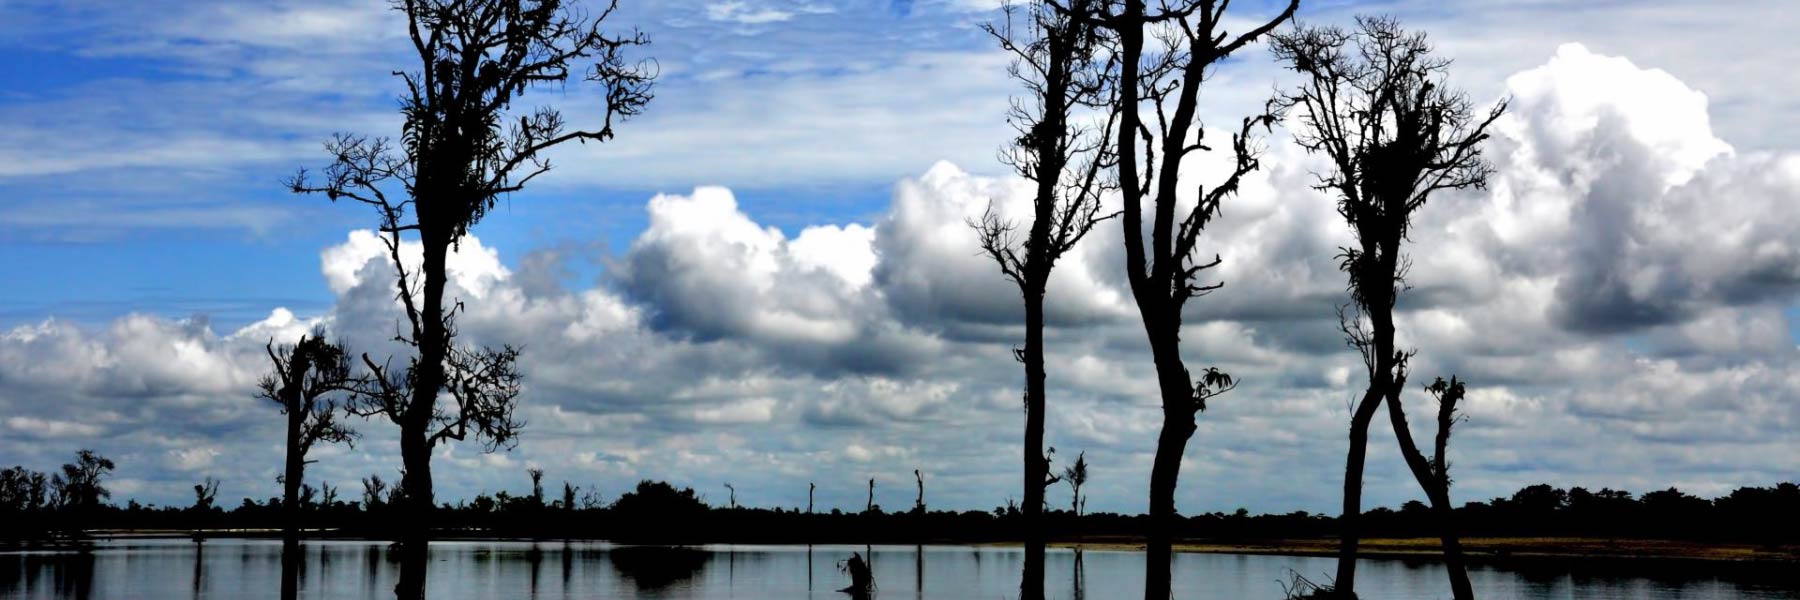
[5,453,1797,546]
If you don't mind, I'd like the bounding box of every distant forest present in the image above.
[4,454,1796,547]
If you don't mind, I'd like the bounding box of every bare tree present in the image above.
[1062,451,1088,516]
[1271,16,1503,599]
[866,478,875,514]
[808,482,815,514]
[528,468,546,507]
[361,474,389,511]
[914,469,926,515]
[259,329,360,544]
[287,3,654,587]
[192,478,220,512]
[723,482,737,509]
[977,3,1118,596]
[1084,1,1297,596]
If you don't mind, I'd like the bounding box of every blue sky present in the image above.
[2,0,1798,514]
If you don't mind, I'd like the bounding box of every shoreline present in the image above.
[1049,537,1800,564]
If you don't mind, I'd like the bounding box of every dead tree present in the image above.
[808,482,816,514]
[192,477,220,512]
[977,3,1117,597]
[1271,16,1502,599]
[1062,451,1087,516]
[361,474,389,511]
[529,468,546,507]
[1387,376,1473,597]
[259,330,359,546]
[1083,1,1297,597]
[914,470,926,514]
[286,1,654,584]
[866,478,875,514]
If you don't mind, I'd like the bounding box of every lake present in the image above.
[2,539,1795,599]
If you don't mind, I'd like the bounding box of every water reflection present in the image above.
[608,545,709,592]
[190,541,203,600]
[279,544,298,600]
[395,540,426,600]
[3,540,1798,599]
[914,544,924,600]
[53,551,93,600]
[1071,548,1085,600]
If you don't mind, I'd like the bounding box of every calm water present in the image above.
[2,539,1795,599]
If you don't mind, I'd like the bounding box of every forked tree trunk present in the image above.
[1387,389,1474,600]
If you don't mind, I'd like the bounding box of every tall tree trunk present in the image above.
[1144,337,1196,600]
[282,408,305,548]
[279,348,313,551]
[1431,488,1475,599]
[395,232,447,600]
[1334,386,1384,596]
[1335,261,1396,599]
[1021,286,1049,600]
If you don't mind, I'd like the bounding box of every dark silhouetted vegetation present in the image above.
[1273,15,1506,599]
[286,0,656,594]
[258,328,360,545]
[977,1,1117,596]
[1088,0,1298,596]
[8,471,1798,553]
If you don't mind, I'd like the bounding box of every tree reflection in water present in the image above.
[607,546,710,591]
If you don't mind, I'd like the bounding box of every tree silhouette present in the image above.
[192,477,220,512]
[528,468,546,508]
[286,2,654,589]
[1062,451,1087,516]
[1382,376,1474,596]
[52,450,115,512]
[0,467,51,512]
[977,2,1117,596]
[361,474,390,511]
[1272,16,1504,599]
[913,470,926,515]
[1083,1,1296,596]
[258,329,360,545]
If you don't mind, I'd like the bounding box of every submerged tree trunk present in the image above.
[397,233,442,600]
[1021,287,1049,600]
[1143,333,1198,600]
[1333,387,1383,596]
[282,410,305,548]
[1430,490,1475,599]
[1144,399,1194,600]
[280,543,301,600]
